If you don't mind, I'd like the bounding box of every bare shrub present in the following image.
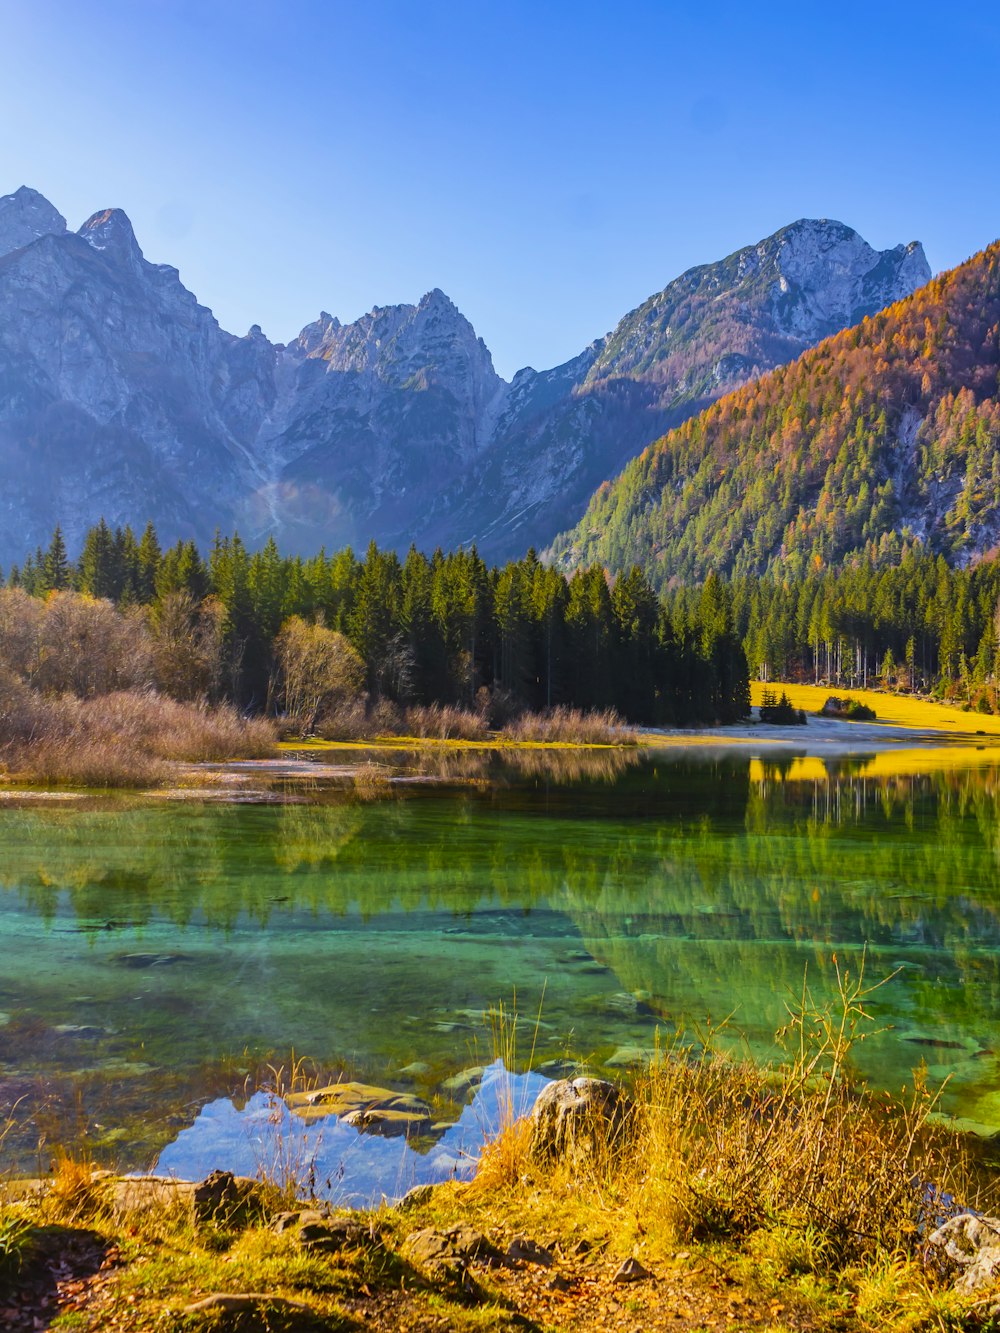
[276,617,365,735]
[0,690,276,786]
[148,591,225,701]
[398,703,487,740]
[514,958,981,1267]
[500,707,637,744]
[34,592,153,696]
[315,696,382,741]
[0,588,44,684]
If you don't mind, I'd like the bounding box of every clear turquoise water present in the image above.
[2,749,1000,1181]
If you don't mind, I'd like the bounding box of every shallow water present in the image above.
[3,747,1000,1190]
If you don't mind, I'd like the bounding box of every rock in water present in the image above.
[528,1077,635,1167]
[285,1080,433,1136]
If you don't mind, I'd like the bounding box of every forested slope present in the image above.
[549,243,1000,585]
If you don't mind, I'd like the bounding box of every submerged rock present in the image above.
[285,1080,434,1137]
[605,1044,658,1069]
[528,1077,635,1167]
[441,1066,485,1098]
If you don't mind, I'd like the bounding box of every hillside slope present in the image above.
[406,220,929,557]
[548,243,1000,585]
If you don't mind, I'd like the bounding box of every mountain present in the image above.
[0,190,279,558]
[548,242,1000,586]
[407,219,930,557]
[260,290,509,552]
[0,189,930,566]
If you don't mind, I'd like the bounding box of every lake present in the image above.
[2,744,1000,1200]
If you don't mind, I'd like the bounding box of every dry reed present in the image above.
[500,706,637,744]
[476,959,985,1269]
[0,686,276,787]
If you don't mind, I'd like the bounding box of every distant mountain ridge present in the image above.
[548,242,1000,586]
[0,186,929,566]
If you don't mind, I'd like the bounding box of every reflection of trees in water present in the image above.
[341,744,643,785]
[4,757,1000,960]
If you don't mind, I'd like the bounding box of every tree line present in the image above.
[3,521,751,726]
[661,548,1000,707]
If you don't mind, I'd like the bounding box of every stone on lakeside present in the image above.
[929,1213,1000,1292]
[403,1223,503,1271]
[192,1169,270,1228]
[528,1077,635,1167]
[271,1208,380,1254]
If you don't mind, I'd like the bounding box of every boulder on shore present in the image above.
[528,1077,635,1168]
[929,1213,1000,1292]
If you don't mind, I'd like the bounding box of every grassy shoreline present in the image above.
[2,1026,993,1332]
[750,681,1000,737]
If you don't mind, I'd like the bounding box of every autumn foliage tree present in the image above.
[276,616,365,733]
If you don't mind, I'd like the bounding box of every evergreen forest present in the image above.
[5,522,750,727]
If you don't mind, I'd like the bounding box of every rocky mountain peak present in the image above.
[78,208,144,265]
[0,187,939,569]
[765,218,931,334]
[0,186,67,257]
[418,287,458,314]
[289,311,343,359]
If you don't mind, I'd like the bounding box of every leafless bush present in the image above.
[397,703,488,740]
[500,706,637,744]
[0,690,276,786]
[148,591,225,701]
[276,617,365,734]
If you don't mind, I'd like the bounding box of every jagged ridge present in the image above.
[0,189,930,566]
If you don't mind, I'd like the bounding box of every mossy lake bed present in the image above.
[5,717,1000,1328]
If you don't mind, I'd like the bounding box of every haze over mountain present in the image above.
[0,186,929,567]
[549,242,1000,587]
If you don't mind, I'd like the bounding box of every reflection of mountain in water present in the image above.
[155,1059,548,1207]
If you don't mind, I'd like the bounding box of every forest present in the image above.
[0,520,751,731]
[550,240,1000,585]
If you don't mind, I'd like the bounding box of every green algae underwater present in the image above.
[3,745,1000,1184]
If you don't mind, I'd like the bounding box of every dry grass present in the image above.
[312,696,404,740]
[500,706,637,745]
[396,703,489,740]
[6,970,995,1331]
[313,700,638,745]
[314,700,488,741]
[475,959,985,1274]
[0,685,276,787]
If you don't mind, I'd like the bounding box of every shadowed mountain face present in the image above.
[0,187,929,565]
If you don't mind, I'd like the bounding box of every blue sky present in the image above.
[2,1,998,378]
